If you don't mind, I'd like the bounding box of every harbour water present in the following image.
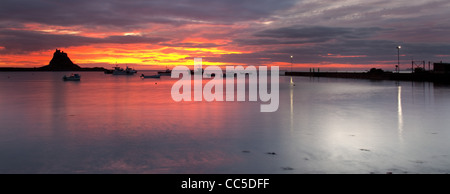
[0,71,449,173]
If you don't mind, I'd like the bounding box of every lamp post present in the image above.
[396,46,401,73]
[290,55,293,72]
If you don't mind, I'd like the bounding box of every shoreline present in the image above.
[285,71,450,83]
[0,67,106,72]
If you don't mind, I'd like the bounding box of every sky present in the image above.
[1,0,450,70]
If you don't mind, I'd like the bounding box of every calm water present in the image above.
[1,71,450,174]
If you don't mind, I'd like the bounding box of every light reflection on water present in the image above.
[398,85,403,143]
[0,72,450,173]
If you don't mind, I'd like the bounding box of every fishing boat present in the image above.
[140,74,161,78]
[158,68,171,76]
[63,73,81,81]
[113,66,137,75]
[104,69,114,74]
[190,67,204,75]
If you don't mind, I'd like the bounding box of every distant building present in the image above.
[434,62,450,74]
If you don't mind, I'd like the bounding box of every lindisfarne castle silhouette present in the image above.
[39,49,82,71]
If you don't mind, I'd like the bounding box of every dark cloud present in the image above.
[0,0,298,27]
[1,0,450,68]
[0,29,169,53]
[255,26,384,39]
[208,38,450,66]
[234,38,325,45]
[234,26,387,46]
[255,26,350,39]
[228,26,397,65]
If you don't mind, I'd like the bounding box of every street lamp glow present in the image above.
[396,46,401,73]
[290,55,295,86]
[290,55,293,72]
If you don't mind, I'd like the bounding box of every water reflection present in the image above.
[398,85,403,142]
[2,72,450,173]
[290,84,294,132]
[410,82,435,105]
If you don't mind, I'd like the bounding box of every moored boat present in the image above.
[104,69,114,74]
[190,68,204,75]
[140,74,161,78]
[158,68,171,76]
[113,66,137,75]
[63,73,81,81]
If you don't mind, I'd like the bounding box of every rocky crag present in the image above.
[39,49,82,71]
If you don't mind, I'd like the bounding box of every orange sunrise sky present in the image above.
[1,0,450,70]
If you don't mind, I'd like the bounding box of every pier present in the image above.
[286,71,450,83]
[286,64,450,83]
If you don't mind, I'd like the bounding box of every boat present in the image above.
[140,74,161,78]
[158,68,172,76]
[112,66,137,75]
[190,68,204,75]
[104,69,114,74]
[63,73,81,81]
